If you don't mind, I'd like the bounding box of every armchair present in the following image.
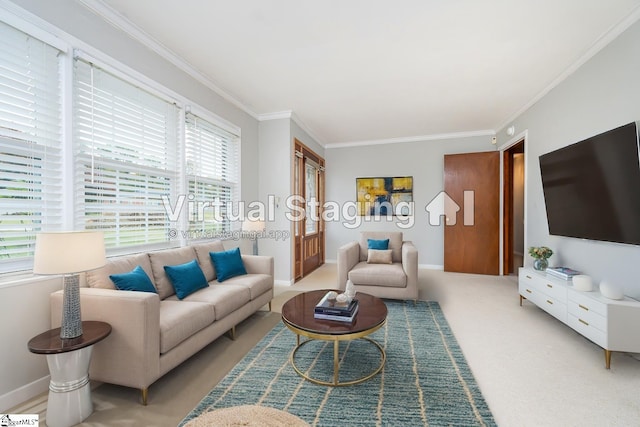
[337,231,418,302]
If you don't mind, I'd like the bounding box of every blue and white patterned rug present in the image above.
[179,300,496,426]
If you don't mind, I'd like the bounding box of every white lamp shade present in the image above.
[33,231,106,275]
[242,220,266,232]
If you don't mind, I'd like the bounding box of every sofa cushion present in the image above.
[159,300,215,354]
[149,247,197,299]
[348,261,407,288]
[359,232,403,263]
[210,247,247,282]
[223,273,273,300]
[192,240,226,281]
[164,260,209,299]
[167,284,251,320]
[367,249,393,264]
[110,265,157,293]
[86,253,154,291]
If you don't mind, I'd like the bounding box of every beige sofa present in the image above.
[50,240,273,405]
[337,231,418,301]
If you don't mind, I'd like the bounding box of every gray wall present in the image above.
[496,18,640,299]
[325,136,496,268]
[257,117,325,284]
[258,118,293,283]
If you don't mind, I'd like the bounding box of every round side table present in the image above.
[28,320,111,427]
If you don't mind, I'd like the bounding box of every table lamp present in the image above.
[33,231,106,339]
[242,219,265,255]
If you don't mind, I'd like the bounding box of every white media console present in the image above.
[518,267,640,368]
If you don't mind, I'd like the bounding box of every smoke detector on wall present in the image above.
[506,126,516,136]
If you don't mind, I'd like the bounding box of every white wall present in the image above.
[324,136,496,269]
[496,18,640,299]
[0,0,260,410]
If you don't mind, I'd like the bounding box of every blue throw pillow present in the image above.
[368,238,389,250]
[209,247,247,282]
[110,265,157,293]
[164,259,209,299]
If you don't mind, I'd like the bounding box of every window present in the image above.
[73,58,180,251]
[0,15,242,274]
[185,112,240,237]
[0,21,63,272]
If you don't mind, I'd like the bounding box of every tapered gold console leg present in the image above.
[605,349,612,369]
[141,388,148,405]
[519,295,525,306]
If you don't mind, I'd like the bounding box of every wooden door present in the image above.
[294,139,325,280]
[444,151,500,274]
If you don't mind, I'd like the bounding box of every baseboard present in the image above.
[274,279,294,286]
[0,374,49,412]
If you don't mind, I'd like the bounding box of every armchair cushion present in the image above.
[367,249,393,264]
[349,262,407,288]
[359,232,403,262]
[367,238,389,250]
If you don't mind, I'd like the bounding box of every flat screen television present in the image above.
[539,121,640,246]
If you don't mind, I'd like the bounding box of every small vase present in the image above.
[533,258,548,271]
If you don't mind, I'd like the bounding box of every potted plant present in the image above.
[528,246,553,271]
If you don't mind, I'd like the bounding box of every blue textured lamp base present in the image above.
[61,274,83,339]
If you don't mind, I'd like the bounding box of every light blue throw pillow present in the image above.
[164,259,209,299]
[110,265,157,293]
[209,247,247,282]
[367,238,389,250]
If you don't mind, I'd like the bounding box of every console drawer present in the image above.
[568,289,607,317]
[567,313,606,348]
[568,299,606,332]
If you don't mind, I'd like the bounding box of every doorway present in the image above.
[293,139,325,281]
[502,140,525,275]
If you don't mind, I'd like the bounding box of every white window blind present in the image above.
[73,58,179,251]
[0,21,63,272]
[185,112,239,236]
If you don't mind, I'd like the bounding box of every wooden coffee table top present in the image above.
[281,289,387,336]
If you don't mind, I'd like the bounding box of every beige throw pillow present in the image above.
[367,249,393,264]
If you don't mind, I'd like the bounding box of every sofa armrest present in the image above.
[241,254,274,277]
[402,241,419,297]
[50,287,161,390]
[337,241,360,290]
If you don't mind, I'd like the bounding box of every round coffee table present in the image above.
[281,290,387,386]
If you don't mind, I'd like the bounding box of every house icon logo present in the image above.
[1,415,10,427]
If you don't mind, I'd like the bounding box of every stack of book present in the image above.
[546,266,581,280]
[314,292,359,322]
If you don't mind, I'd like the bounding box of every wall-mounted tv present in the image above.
[539,121,640,246]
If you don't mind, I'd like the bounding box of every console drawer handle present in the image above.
[526,275,532,279]
[546,284,553,288]
[579,304,589,311]
[526,289,532,294]
[546,300,553,305]
[579,318,589,326]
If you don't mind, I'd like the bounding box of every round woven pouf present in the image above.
[183,405,309,427]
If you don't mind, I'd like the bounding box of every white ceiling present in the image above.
[85,0,640,146]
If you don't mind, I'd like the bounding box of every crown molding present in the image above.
[325,129,496,149]
[258,111,292,121]
[77,0,259,120]
[495,3,640,132]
